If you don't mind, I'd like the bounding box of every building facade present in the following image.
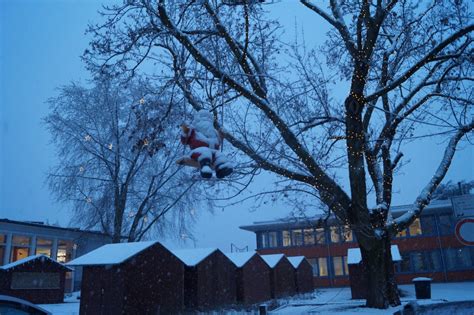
[0,219,112,291]
[240,197,474,287]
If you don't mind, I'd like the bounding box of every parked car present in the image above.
[0,295,51,315]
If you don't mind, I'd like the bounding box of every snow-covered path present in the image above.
[39,282,474,314]
[271,281,474,314]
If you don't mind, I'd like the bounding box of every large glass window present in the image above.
[332,256,344,276]
[282,231,291,247]
[445,248,472,270]
[438,214,453,235]
[306,257,328,277]
[303,229,315,245]
[319,257,328,276]
[330,227,341,243]
[11,235,30,262]
[36,238,53,257]
[412,252,428,272]
[267,232,278,248]
[258,233,267,249]
[0,235,5,265]
[427,250,442,271]
[292,230,303,246]
[57,240,74,263]
[420,216,436,235]
[399,253,411,272]
[307,258,318,275]
[409,218,422,236]
[342,226,353,242]
[315,228,326,244]
[343,255,349,275]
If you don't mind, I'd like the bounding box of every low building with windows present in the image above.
[0,219,113,291]
[240,196,474,287]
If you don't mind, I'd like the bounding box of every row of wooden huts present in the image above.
[67,241,314,314]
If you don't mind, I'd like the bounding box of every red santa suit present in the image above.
[180,111,233,179]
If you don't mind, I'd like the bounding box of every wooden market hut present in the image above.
[0,254,72,304]
[347,245,402,299]
[224,252,272,305]
[67,241,185,314]
[172,248,237,311]
[261,254,297,299]
[287,256,314,294]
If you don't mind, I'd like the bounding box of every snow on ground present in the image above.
[271,282,474,314]
[39,282,474,315]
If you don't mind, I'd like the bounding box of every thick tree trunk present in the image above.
[360,236,401,308]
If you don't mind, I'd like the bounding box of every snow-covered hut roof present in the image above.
[347,245,402,265]
[1,254,72,271]
[261,254,285,268]
[66,241,157,266]
[170,248,217,266]
[224,252,257,267]
[287,256,306,268]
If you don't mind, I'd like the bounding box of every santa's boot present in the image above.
[215,162,233,179]
[199,158,213,179]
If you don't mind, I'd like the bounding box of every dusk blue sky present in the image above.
[1,1,472,251]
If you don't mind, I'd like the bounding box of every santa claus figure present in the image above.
[180,110,233,179]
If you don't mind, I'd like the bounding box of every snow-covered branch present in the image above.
[366,24,474,102]
[300,0,357,58]
[388,119,474,233]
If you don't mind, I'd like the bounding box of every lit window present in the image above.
[319,257,328,276]
[268,232,278,248]
[396,229,407,238]
[409,219,422,236]
[303,229,315,245]
[316,228,326,244]
[342,226,353,242]
[282,231,291,247]
[292,230,303,246]
[11,235,30,262]
[259,233,267,248]
[57,240,74,263]
[343,255,349,275]
[36,238,53,257]
[330,227,340,243]
[333,256,344,276]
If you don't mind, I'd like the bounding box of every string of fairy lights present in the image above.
[79,2,467,236]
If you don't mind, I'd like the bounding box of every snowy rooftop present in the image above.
[347,245,402,265]
[287,256,305,268]
[67,241,157,266]
[224,252,257,267]
[1,254,72,271]
[261,254,285,268]
[240,199,453,232]
[171,248,217,266]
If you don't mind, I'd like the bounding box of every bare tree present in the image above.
[84,0,473,308]
[45,75,204,243]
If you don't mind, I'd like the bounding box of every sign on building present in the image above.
[451,195,474,218]
[455,218,474,246]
